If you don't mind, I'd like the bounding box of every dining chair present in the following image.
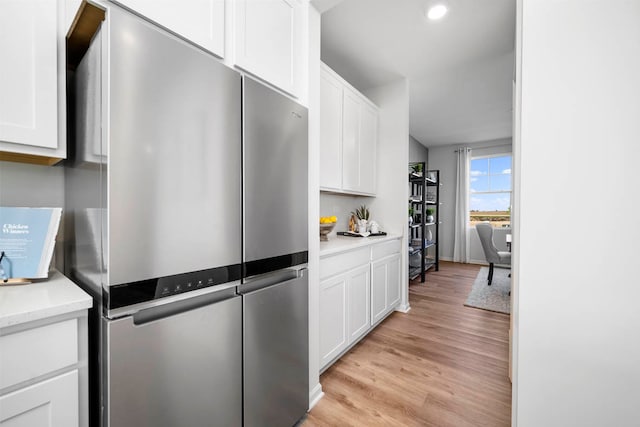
[476,222,511,285]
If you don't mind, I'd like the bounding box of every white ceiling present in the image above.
[319,0,516,147]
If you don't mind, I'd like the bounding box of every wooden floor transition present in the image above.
[303,261,511,427]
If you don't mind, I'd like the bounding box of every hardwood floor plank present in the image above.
[304,261,511,426]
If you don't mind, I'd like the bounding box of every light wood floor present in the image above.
[304,261,511,427]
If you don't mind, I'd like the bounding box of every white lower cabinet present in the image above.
[347,265,371,343]
[0,370,78,427]
[371,253,401,324]
[319,273,348,367]
[319,263,370,368]
[0,311,89,427]
[319,238,401,371]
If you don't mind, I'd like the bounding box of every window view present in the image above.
[469,155,512,227]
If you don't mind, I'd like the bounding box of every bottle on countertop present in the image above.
[348,214,356,232]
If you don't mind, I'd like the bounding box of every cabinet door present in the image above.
[0,370,78,427]
[371,258,388,324]
[319,68,343,191]
[372,254,401,325]
[0,0,59,153]
[234,0,300,96]
[358,102,378,195]
[347,265,370,344]
[115,0,225,58]
[341,87,361,192]
[386,254,401,309]
[319,273,348,368]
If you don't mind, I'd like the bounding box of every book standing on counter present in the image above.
[0,207,62,282]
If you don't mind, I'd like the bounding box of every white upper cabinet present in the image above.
[115,0,306,96]
[341,87,361,192]
[233,0,301,96]
[358,102,377,195]
[65,0,83,32]
[319,69,343,190]
[114,0,225,58]
[320,63,378,196]
[0,0,65,164]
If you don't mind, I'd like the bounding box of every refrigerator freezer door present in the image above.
[243,77,308,270]
[106,291,242,427]
[243,270,309,427]
[107,7,242,286]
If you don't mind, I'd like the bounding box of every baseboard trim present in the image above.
[440,256,485,265]
[308,383,324,410]
[440,257,509,268]
[396,303,411,313]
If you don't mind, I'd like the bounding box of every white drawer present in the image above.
[371,238,401,261]
[320,247,370,280]
[0,370,79,426]
[0,319,78,390]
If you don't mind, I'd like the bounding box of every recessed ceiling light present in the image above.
[426,3,448,20]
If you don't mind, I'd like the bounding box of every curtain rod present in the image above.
[454,143,511,152]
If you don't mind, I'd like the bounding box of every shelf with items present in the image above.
[424,256,437,269]
[408,164,440,283]
[425,170,440,276]
[408,266,421,281]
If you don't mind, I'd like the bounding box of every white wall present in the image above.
[0,161,65,207]
[409,135,428,164]
[319,192,373,236]
[514,1,640,425]
[306,3,323,410]
[427,138,512,262]
[364,78,410,311]
[0,161,66,268]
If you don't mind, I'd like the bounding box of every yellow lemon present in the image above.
[330,216,337,223]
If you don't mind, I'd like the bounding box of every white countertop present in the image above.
[0,270,93,329]
[320,233,402,257]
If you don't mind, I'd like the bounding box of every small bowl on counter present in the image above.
[319,222,336,241]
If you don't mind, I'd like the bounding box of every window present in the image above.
[469,154,512,227]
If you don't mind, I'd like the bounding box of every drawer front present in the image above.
[0,370,78,427]
[0,319,78,390]
[371,239,401,261]
[320,247,370,280]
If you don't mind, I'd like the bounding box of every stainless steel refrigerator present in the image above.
[240,77,309,427]
[66,4,243,426]
[67,3,309,427]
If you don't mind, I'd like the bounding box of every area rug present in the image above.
[464,267,511,314]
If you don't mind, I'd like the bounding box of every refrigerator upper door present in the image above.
[106,8,242,286]
[243,77,308,272]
